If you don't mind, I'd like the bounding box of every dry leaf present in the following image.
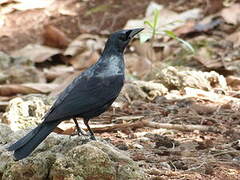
[205,0,223,14]
[190,102,219,115]
[23,83,59,93]
[125,2,201,35]
[194,48,223,69]
[12,0,54,11]
[194,16,223,32]
[64,34,104,56]
[0,0,10,4]
[125,54,152,78]
[69,51,99,70]
[226,31,240,48]
[184,87,239,104]
[6,65,46,84]
[221,3,240,25]
[0,83,58,96]
[226,76,240,90]
[50,71,81,96]
[58,0,80,16]
[132,41,156,61]
[174,20,196,36]
[11,44,61,63]
[43,25,70,49]
[0,84,40,96]
[43,65,74,81]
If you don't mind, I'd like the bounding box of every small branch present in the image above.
[91,120,146,133]
[89,120,220,133]
[143,120,220,133]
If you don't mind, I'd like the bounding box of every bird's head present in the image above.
[103,28,144,54]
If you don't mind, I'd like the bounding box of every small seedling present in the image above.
[140,9,195,54]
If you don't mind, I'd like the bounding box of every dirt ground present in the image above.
[1,0,240,179]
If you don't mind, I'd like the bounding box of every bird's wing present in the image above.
[44,74,124,122]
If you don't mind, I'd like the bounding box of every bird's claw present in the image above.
[69,130,96,141]
[69,129,88,138]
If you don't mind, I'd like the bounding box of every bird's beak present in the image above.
[128,28,144,39]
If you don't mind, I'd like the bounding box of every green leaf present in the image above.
[177,38,195,53]
[164,30,177,39]
[144,20,154,29]
[141,10,194,54]
[164,30,195,53]
[153,10,159,29]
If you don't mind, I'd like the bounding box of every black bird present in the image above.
[7,28,143,160]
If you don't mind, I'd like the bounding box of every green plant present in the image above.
[140,9,195,54]
[142,10,159,44]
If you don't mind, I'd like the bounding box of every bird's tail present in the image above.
[7,121,60,160]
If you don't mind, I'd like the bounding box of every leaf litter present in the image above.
[0,0,240,179]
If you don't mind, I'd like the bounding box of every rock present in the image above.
[50,143,116,179]
[50,141,145,180]
[2,152,55,180]
[120,80,168,102]
[0,124,146,180]
[5,65,46,84]
[0,52,12,69]
[0,52,45,84]
[1,94,54,131]
[133,80,168,100]
[146,66,228,91]
[0,123,12,144]
[121,83,148,101]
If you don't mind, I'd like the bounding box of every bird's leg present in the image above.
[83,118,96,140]
[72,118,87,136]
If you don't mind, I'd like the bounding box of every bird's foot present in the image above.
[69,129,96,141]
[70,128,88,137]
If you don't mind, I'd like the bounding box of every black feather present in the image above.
[7,28,143,160]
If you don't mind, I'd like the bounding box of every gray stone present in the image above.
[0,124,146,180]
[1,94,54,131]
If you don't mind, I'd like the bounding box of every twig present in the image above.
[89,119,220,133]
[143,120,220,133]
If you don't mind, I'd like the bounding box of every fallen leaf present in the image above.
[64,34,104,56]
[50,71,81,96]
[11,44,61,63]
[0,0,11,4]
[125,2,202,39]
[205,0,223,14]
[58,0,81,16]
[0,83,58,96]
[0,84,40,96]
[174,20,196,36]
[6,65,46,84]
[132,41,156,62]
[24,83,59,93]
[226,76,240,90]
[43,65,74,81]
[226,31,240,48]
[184,87,239,104]
[69,51,99,70]
[194,48,223,69]
[43,25,71,49]
[125,54,152,78]
[190,102,219,115]
[221,3,240,25]
[12,0,54,11]
[194,16,223,32]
